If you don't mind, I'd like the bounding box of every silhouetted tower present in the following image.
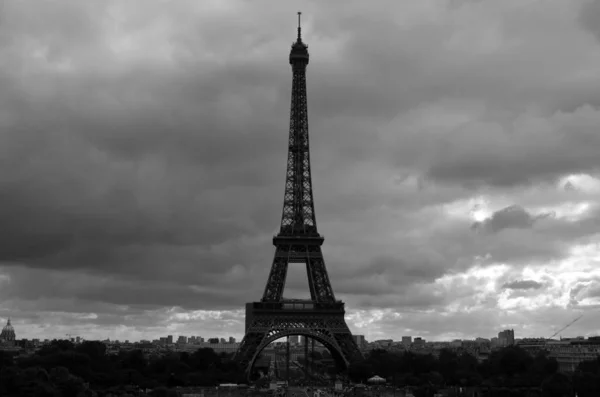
[262,11,334,304]
[235,12,362,379]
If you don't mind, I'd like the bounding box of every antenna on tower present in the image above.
[297,11,302,41]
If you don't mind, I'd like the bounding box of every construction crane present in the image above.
[548,314,583,340]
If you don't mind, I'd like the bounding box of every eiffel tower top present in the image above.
[290,11,309,65]
[276,11,319,240]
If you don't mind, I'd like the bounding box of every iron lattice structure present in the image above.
[235,13,362,378]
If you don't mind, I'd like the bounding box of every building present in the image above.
[498,329,515,347]
[517,338,600,373]
[0,318,16,346]
[228,336,236,343]
[177,342,241,354]
[177,336,187,344]
[167,335,173,344]
[353,335,366,348]
[401,336,412,346]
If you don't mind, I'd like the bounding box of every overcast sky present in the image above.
[1,0,600,343]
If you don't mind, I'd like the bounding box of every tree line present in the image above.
[348,346,600,397]
[1,341,600,396]
[0,340,243,396]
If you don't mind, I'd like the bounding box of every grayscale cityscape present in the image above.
[1,1,600,397]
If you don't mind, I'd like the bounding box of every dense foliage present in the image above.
[348,346,600,397]
[1,342,600,396]
[349,347,552,386]
[0,341,243,396]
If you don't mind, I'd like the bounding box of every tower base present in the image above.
[236,300,362,379]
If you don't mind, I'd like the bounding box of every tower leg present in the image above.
[311,338,315,379]
[286,336,290,383]
[304,336,309,380]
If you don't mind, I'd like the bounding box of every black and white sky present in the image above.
[1,0,600,342]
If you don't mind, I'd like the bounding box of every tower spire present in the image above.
[297,11,302,41]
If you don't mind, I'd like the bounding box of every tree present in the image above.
[573,371,600,397]
[541,373,572,397]
[76,341,107,360]
[122,349,146,371]
[438,349,458,383]
[190,348,220,371]
[0,350,14,370]
[348,360,373,383]
[151,387,179,397]
[578,356,600,374]
[0,366,22,395]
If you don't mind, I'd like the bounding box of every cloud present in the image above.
[579,0,600,42]
[422,106,600,187]
[0,0,599,343]
[473,205,539,233]
[471,204,561,235]
[382,104,600,188]
[502,280,544,291]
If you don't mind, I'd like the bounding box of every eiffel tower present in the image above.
[235,13,362,378]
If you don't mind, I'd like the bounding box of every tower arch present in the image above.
[247,329,348,377]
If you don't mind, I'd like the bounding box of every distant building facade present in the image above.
[353,335,366,348]
[289,335,300,344]
[0,318,16,348]
[498,329,515,347]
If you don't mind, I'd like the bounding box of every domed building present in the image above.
[0,318,16,346]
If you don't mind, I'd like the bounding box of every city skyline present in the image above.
[2,315,529,345]
[1,0,600,343]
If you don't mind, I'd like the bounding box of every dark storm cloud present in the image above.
[472,205,552,233]
[326,202,600,311]
[354,290,446,311]
[1,0,596,283]
[579,0,600,42]
[585,282,600,298]
[0,298,246,340]
[0,29,290,288]
[502,280,544,291]
[1,0,600,341]
[0,259,266,311]
[359,1,600,188]
[471,205,600,263]
[418,107,600,188]
[0,0,408,319]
